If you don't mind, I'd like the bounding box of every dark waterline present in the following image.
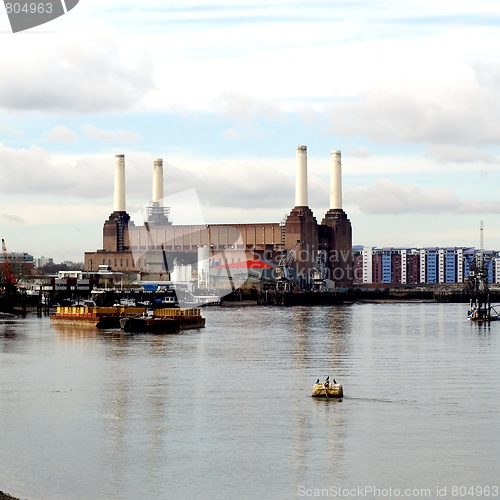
[1,303,499,499]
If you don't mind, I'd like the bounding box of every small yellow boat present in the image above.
[311,382,343,398]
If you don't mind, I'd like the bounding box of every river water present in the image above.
[0,303,499,500]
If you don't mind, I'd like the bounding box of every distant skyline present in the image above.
[2,1,500,262]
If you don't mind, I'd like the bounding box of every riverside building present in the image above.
[353,246,500,286]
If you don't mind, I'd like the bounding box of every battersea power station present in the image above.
[84,146,353,289]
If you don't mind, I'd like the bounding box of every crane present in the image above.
[311,250,328,291]
[2,239,16,285]
[466,221,495,321]
[276,240,301,291]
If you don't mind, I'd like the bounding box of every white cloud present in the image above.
[0,31,154,113]
[82,124,141,143]
[347,180,458,214]
[426,145,500,164]
[0,144,110,198]
[214,92,287,126]
[347,179,500,215]
[44,125,78,143]
[326,77,500,146]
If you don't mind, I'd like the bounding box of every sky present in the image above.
[2,1,500,262]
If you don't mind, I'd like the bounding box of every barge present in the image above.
[50,305,205,333]
[119,307,205,333]
[50,305,147,328]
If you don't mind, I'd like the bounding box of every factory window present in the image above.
[166,245,172,251]
[126,259,129,267]
[183,245,190,250]
[237,244,244,249]
[120,259,123,267]
[108,260,111,266]
[219,245,226,249]
[114,259,117,267]
[175,245,181,250]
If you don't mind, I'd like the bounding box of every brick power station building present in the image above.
[84,147,353,289]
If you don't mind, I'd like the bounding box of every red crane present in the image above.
[1,239,16,284]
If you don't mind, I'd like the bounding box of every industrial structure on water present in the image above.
[84,147,353,291]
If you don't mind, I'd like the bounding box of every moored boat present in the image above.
[311,382,343,398]
[120,307,205,334]
[50,305,147,328]
[467,300,500,322]
[120,315,180,333]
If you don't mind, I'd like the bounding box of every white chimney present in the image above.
[152,158,164,205]
[114,154,126,212]
[295,145,308,207]
[330,150,342,210]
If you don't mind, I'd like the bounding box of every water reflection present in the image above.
[52,324,100,339]
[0,305,499,500]
[0,321,19,345]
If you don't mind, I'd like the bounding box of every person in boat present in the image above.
[333,379,337,384]
[316,379,320,384]
[324,375,329,388]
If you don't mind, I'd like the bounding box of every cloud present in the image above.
[0,125,23,138]
[0,32,154,113]
[347,179,462,214]
[426,145,500,164]
[347,179,500,215]
[346,147,374,159]
[44,125,78,143]
[160,159,296,212]
[458,199,500,214]
[326,76,500,147]
[0,144,110,199]
[0,213,25,224]
[82,124,141,143]
[213,92,288,126]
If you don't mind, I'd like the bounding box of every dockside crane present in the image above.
[466,221,496,321]
[276,240,301,291]
[311,250,328,291]
[1,238,16,285]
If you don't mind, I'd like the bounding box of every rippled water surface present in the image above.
[1,303,499,499]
